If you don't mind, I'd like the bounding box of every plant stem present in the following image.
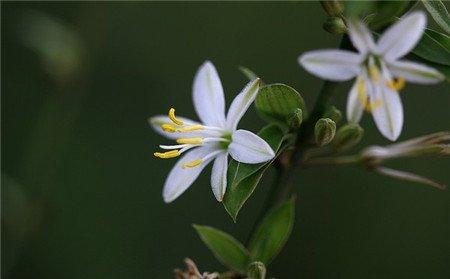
[246,35,351,244]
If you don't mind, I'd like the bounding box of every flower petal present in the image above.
[225,78,261,131]
[377,12,426,61]
[346,77,365,123]
[228,130,275,164]
[192,61,226,127]
[387,59,445,84]
[369,68,404,141]
[210,152,228,202]
[162,146,217,203]
[298,50,362,81]
[148,115,211,139]
[347,20,376,54]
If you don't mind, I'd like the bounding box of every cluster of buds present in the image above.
[361,132,450,189]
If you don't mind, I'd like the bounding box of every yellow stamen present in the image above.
[369,65,380,83]
[154,150,180,159]
[176,137,203,144]
[357,79,369,108]
[177,124,204,132]
[386,77,406,91]
[168,108,183,125]
[365,99,382,112]
[161,124,177,133]
[182,159,202,169]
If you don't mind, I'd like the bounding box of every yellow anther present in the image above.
[369,65,380,83]
[365,99,382,112]
[357,79,368,108]
[182,159,202,169]
[168,108,183,125]
[177,125,204,132]
[153,150,180,159]
[386,77,406,91]
[176,137,203,144]
[161,124,177,133]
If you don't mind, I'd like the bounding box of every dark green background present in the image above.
[2,2,449,278]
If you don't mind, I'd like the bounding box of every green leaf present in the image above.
[248,198,295,264]
[412,28,450,65]
[344,1,376,18]
[422,0,450,34]
[255,83,307,125]
[223,124,286,221]
[193,225,249,273]
[369,1,416,30]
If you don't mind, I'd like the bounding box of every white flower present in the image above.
[299,12,444,141]
[149,61,275,203]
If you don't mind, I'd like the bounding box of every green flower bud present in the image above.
[287,108,303,129]
[323,105,343,124]
[320,0,344,16]
[247,261,266,279]
[323,16,347,34]
[315,118,336,147]
[333,123,364,151]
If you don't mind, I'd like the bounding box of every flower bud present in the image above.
[320,0,344,16]
[315,118,336,147]
[323,105,342,124]
[333,123,364,151]
[247,261,266,279]
[287,108,303,129]
[323,16,347,34]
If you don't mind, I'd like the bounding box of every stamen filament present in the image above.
[168,108,183,125]
[177,124,204,132]
[159,144,189,150]
[154,150,180,159]
[369,65,380,83]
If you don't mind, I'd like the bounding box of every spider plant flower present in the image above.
[149,61,275,203]
[299,12,444,141]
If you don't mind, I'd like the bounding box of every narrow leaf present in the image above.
[223,125,286,221]
[255,83,307,125]
[422,0,450,34]
[239,66,259,81]
[193,225,250,273]
[412,28,450,65]
[248,198,295,264]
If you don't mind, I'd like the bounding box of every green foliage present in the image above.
[247,261,267,279]
[333,123,364,152]
[422,0,450,34]
[193,225,249,273]
[314,118,336,147]
[223,124,286,221]
[248,198,295,264]
[287,108,303,129]
[413,28,450,66]
[255,83,307,126]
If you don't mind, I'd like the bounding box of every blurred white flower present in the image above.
[149,61,275,203]
[299,12,444,141]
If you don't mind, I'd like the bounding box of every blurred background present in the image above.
[2,2,449,279]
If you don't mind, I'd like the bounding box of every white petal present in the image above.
[228,130,275,164]
[298,50,362,81]
[225,78,261,131]
[347,20,376,54]
[346,77,365,123]
[210,152,228,202]
[387,59,445,84]
[192,61,226,127]
[162,146,217,203]
[369,68,403,141]
[148,115,212,139]
[377,12,426,61]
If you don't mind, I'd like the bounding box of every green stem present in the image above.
[246,35,351,244]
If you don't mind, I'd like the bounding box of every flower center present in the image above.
[153,107,231,169]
